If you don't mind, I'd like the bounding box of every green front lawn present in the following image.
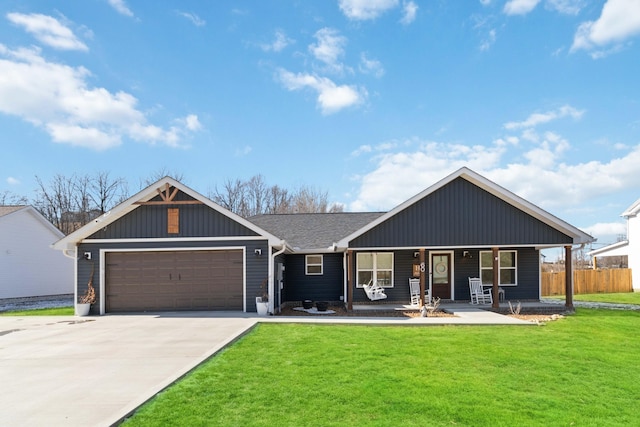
[124,309,640,426]
[0,307,74,316]
[548,292,640,305]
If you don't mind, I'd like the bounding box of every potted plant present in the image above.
[77,264,96,316]
[315,301,329,312]
[255,278,269,315]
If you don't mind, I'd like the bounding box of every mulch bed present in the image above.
[278,305,565,322]
[278,305,454,318]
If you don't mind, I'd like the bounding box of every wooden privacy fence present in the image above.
[542,269,633,296]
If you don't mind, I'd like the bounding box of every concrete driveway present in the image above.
[0,313,257,427]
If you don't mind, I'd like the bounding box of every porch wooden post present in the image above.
[565,245,574,310]
[492,247,500,309]
[347,250,353,310]
[419,248,426,306]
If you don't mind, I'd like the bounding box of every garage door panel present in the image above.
[106,250,244,312]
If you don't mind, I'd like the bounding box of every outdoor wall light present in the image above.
[462,251,472,259]
[83,252,92,260]
[413,251,420,258]
[254,248,262,256]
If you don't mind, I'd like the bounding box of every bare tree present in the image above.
[211,175,342,217]
[34,174,77,234]
[141,168,185,188]
[0,190,28,205]
[211,178,247,215]
[90,171,128,214]
[33,172,128,234]
[264,185,291,214]
[291,185,343,213]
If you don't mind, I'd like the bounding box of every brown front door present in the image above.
[431,253,451,299]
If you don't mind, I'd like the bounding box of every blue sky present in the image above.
[1,0,639,254]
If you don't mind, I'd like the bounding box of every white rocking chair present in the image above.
[409,278,431,306]
[363,280,388,301]
[469,277,493,305]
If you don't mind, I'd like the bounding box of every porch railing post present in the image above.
[565,245,574,310]
[419,248,426,306]
[492,247,500,309]
[347,250,353,310]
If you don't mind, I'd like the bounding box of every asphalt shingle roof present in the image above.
[0,206,26,218]
[249,212,385,250]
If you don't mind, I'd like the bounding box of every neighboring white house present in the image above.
[589,198,639,291]
[0,206,73,299]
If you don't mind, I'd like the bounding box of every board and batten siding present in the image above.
[452,247,540,301]
[78,239,269,314]
[283,253,344,302]
[88,199,259,240]
[350,177,573,248]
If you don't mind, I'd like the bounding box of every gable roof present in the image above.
[250,212,384,252]
[52,177,283,251]
[588,240,629,258]
[0,205,64,238]
[0,205,26,218]
[622,197,640,218]
[337,167,594,248]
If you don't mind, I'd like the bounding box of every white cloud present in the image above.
[400,1,418,25]
[571,0,640,57]
[309,28,347,74]
[479,28,497,51]
[182,114,202,131]
[338,0,399,20]
[261,29,294,52]
[349,136,640,226]
[6,177,20,185]
[7,13,88,51]
[108,0,134,17]
[276,69,366,115]
[349,140,506,210]
[177,11,206,27]
[503,0,541,15]
[359,53,385,78]
[583,221,627,239]
[0,44,197,150]
[546,0,584,15]
[504,105,584,130]
[235,146,252,156]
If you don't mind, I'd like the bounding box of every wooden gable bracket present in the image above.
[135,183,204,205]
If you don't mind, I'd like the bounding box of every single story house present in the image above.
[588,197,639,291]
[53,167,593,315]
[1,205,73,299]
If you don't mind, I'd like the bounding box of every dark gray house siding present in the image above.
[452,247,540,301]
[78,239,268,314]
[283,253,344,302]
[88,192,259,240]
[348,247,540,304]
[350,178,573,248]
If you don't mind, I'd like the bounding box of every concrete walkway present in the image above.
[0,308,530,427]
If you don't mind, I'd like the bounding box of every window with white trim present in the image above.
[305,255,323,275]
[480,250,517,286]
[356,252,394,288]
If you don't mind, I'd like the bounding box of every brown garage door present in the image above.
[105,250,244,312]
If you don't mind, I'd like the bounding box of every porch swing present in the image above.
[362,279,388,301]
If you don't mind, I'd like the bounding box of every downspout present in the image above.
[270,240,287,314]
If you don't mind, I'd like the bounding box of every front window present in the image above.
[480,250,517,286]
[306,255,323,275]
[356,252,394,288]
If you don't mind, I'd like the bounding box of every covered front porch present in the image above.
[345,246,578,312]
